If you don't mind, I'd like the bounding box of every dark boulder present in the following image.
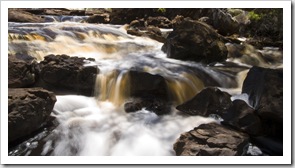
[110,9,156,25]
[242,66,283,139]
[8,54,36,88]
[36,54,99,96]
[173,123,249,156]
[8,9,45,23]
[162,17,228,64]
[99,70,170,114]
[86,14,109,23]
[222,99,263,136]
[69,10,86,16]
[176,87,232,117]
[129,19,145,29]
[146,16,172,28]
[8,88,56,143]
[128,70,169,101]
[124,98,171,115]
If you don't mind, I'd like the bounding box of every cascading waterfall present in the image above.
[8,16,282,156]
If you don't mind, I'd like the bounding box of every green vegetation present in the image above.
[247,11,262,21]
[157,8,166,13]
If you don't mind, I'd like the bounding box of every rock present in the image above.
[22,8,71,16]
[162,17,228,64]
[127,26,166,43]
[146,16,172,28]
[242,66,283,139]
[86,14,109,23]
[8,54,36,88]
[128,70,169,101]
[8,88,56,143]
[69,10,86,16]
[110,9,156,25]
[208,9,239,36]
[173,123,249,156]
[36,54,99,96]
[126,29,144,36]
[164,9,239,35]
[129,19,145,29]
[124,98,171,115]
[176,87,232,117]
[222,99,263,136]
[8,9,45,23]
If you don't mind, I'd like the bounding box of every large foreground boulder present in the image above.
[36,54,99,96]
[8,88,56,143]
[173,123,249,156]
[8,54,36,88]
[242,66,283,139]
[176,87,232,117]
[162,16,228,64]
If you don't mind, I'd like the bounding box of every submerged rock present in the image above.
[124,98,171,115]
[162,17,228,64]
[173,123,249,156]
[36,54,99,96]
[242,66,283,140]
[176,87,232,117]
[8,88,56,143]
[8,54,37,88]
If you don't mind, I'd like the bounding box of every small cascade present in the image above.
[95,70,130,106]
[166,73,204,104]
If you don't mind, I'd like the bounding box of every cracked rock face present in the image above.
[173,123,249,156]
[8,88,56,143]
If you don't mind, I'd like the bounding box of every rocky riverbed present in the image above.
[8,8,283,156]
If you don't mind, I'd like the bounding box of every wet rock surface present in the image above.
[162,17,228,64]
[8,88,56,143]
[8,54,37,88]
[222,99,263,136]
[176,87,232,117]
[36,54,99,96]
[127,26,166,43]
[173,123,249,156]
[242,66,283,140]
[128,70,169,101]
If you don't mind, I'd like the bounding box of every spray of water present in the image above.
[43,95,216,156]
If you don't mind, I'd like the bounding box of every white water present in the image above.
[44,95,216,156]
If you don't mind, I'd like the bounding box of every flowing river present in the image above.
[8,16,282,156]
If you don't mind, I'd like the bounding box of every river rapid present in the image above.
[8,16,282,156]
